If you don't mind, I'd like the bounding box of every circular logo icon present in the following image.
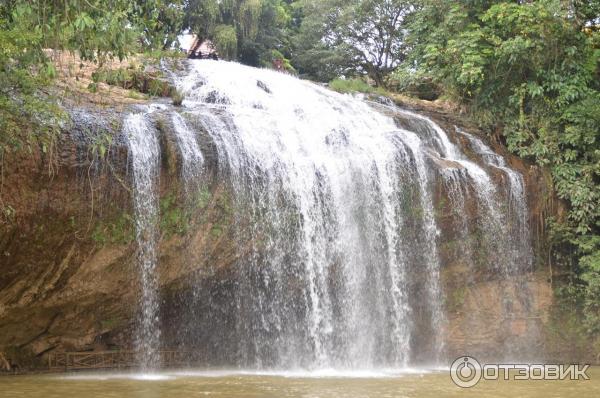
[450,356,482,388]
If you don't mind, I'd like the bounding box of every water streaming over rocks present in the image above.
[124,60,536,370]
[457,129,533,274]
[171,112,204,190]
[124,110,161,369]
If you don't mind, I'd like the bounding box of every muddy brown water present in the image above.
[1,368,599,398]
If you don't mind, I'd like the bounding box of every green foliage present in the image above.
[89,133,114,160]
[160,193,190,238]
[266,49,296,73]
[215,191,234,218]
[547,284,591,349]
[131,1,185,50]
[142,49,187,61]
[448,286,467,312]
[0,0,184,161]
[12,1,182,63]
[292,0,411,85]
[404,0,600,331]
[208,190,234,239]
[0,3,62,157]
[182,0,221,41]
[388,68,440,100]
[329,78,386,95]
[210,224,224,238]
[172,90,185,106]
[289,1,350,81]
[92,213,135,246]
[238,0,263,40]
[195,187,212,209]
[92,66,173,97]
[184,0,296,69]
[214,24,239,60]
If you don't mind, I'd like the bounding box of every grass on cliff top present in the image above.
[50,51,184,108]
[328,78,387,95]
[327,77,459,117]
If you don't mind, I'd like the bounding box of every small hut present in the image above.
[187,35,219,60]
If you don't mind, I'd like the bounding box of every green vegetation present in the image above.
[172,90,185,106]
[329,78,386,95]
[195,187,213,210]
[92,213,135,246]
[207,189,234,239]
[292,0,410,85]
[91,65,174,97]
[159,186,234,240]
[160,193,191,238]
[88,132,114,160]
[0,3,61,157]
[448,286,467,312]
[547,284,596,354]
[396,0,600,332]
[0,0,182,158]
[183,0,296,68]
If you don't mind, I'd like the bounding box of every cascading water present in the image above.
[454,129,536,360]
[175,61,461,368]
[457,129,533,274]
[124,110,161,369]
[127,60,536,370]
[171,112,204,191]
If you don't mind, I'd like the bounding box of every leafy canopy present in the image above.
[292,0,411,85]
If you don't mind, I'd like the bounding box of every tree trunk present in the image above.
[369,69,385,88]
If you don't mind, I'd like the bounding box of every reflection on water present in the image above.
[1,368,598,398]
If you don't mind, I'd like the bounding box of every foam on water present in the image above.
[59,367,438,381]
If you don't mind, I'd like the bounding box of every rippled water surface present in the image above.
[2,368,599,398]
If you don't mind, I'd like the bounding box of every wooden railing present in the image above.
[48,351,193,371]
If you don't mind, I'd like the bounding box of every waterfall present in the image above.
[175,61,458,368]
[124,111,161,369]
[457,129,533,273]
[454,129,536,360]
[441,168,473,268]
[171,112,204,191]
[125,60,536,370]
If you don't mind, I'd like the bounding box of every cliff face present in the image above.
[0,85,581,370]
[0,105,242,368]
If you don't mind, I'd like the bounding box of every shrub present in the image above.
[171,89,184,106]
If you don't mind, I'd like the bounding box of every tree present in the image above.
[131,1,185,50]
[291,0,353,81]
[183,0,294,67]
[0,2,58,156]
[336,0,411,86]
[183,0,221,45]
[292,0,411,85]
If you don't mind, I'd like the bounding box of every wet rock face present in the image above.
[443,278,552,362]
[0,107,240,367]
[0,86,571,370]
